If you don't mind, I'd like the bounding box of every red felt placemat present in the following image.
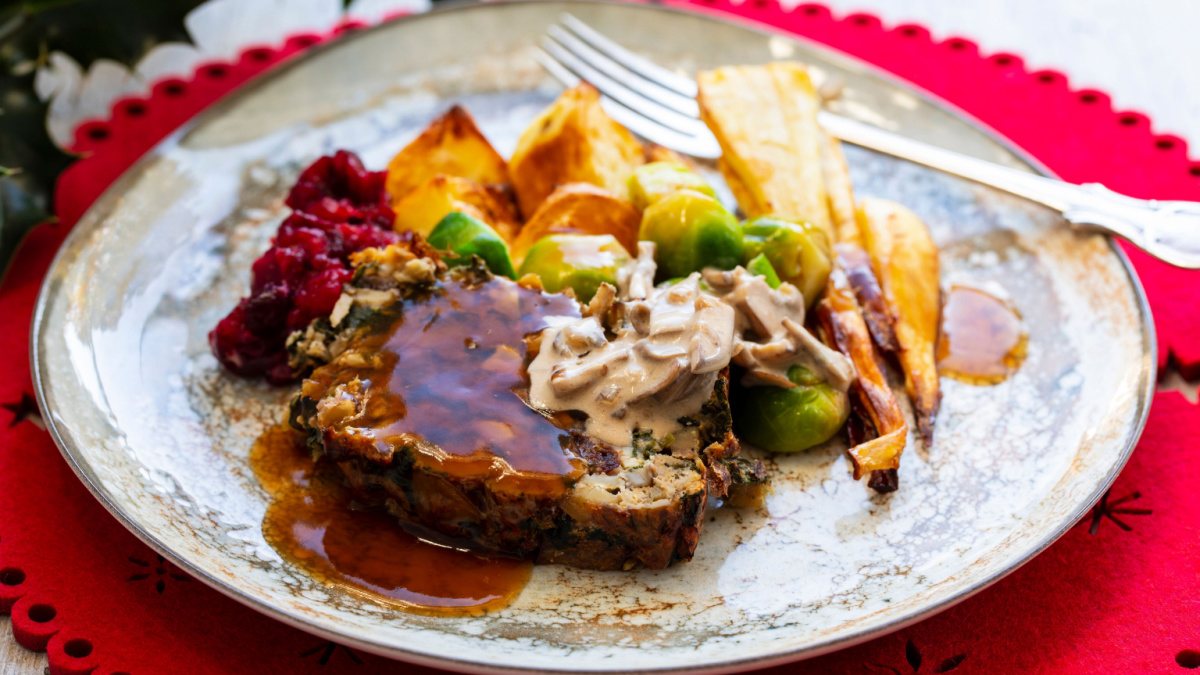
[3,2,1199,674]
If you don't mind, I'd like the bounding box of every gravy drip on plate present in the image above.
[937,285,1028,385]
[301,275,586,499]
[251,424,532,616]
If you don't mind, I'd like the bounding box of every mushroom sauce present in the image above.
[528,243,855,448]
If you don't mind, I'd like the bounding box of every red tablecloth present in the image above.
[2,2,1199,674]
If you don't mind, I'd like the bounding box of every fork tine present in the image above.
[534,48,722,159]
[534,47,582,88]
[540,36,710,136]
[560,14,699,99]
[599,99,723,159]
[546,25,700,118]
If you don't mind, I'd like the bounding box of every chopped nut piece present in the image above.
[584,282,616,320]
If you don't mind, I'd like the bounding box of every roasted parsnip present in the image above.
[819,132,898,351]
[696,62,832,240]
[385,105,509,203]
[859,198,942,444]
[817,260,909,484]
[815,131,910,490]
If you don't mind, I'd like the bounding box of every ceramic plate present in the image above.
[32,2,1155,672]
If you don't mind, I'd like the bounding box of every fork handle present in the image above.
[819,112,1200,269]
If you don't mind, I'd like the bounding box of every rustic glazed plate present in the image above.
[32,1,1155,672]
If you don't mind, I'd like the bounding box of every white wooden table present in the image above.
[3,1,1196,672]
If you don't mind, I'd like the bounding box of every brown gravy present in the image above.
[251,424,532,616]
[937,285,1027,385]
[299,276,585,499]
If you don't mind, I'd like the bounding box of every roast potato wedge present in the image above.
[509,83,645,217]
[385,105,509,203]
[392,175,520,242]
[510,183,641,262]
[859,198,942,444]
[696,62,832,240]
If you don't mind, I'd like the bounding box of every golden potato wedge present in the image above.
[859,198,942,444]
[392,175,520,242]
[385,105,509,203]
[696,62,832,239]
[817,263,909,482]
[509,84,645,217]
[510,183,640,263]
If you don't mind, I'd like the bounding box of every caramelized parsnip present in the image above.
[819,132,897,351]
[696,62,832,240]
[819,131,859,245]
[817,265,909,481]
[859,198,942,444]
[814,132,909,488]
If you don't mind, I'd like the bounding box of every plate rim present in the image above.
[29,1,1158,673]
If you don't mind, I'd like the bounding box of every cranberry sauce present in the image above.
[210,151,401,383]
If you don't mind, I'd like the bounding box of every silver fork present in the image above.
[536,13,1200,270]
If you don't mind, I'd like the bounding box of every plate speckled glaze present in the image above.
[32,2,1155,673]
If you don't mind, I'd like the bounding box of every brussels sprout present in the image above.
[628,162,717,210]
[745,253,782,289]
[741,216,832,307]
[427,211,516,279]
[733,365,849,454]
[517,234,630,302]
[638,190,743,280]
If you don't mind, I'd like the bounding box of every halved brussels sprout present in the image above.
[741,216,832,307]
[733,365,849,454]
[517,234,630,302]
[426,211,516,278]
[638,190,743,281]
[745,253,782,289]
[628,162,717,210]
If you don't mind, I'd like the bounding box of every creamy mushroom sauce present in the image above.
[527,243,855,448]
[702,267,856,392]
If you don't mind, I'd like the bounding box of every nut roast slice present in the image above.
[287,242,764,570]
